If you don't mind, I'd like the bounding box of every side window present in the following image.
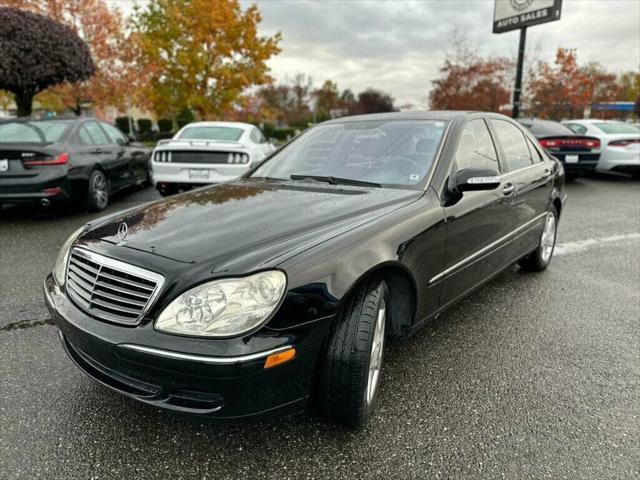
[491,120,533,171]
[102,123,127,145]
[453,119,500,172]
[78,125,97,145]
[250,127,266,144]
[566,123,587,135]
[526,137,544,162]
[84,122,109,145]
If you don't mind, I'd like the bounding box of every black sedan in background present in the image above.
[45,111,566,428]
[517,118,601,180]
[0,118,151,211]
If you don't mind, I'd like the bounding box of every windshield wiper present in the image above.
[290,174,381,188]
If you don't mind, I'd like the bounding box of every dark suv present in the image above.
[0,118,151,211]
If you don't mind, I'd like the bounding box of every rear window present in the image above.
[593,122,640,135]
[0,121,70,143]
[519,120,574,137]
[178,126,244,141]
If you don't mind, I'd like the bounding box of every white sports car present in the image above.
[151,122,276,196]
[562,120,640,178]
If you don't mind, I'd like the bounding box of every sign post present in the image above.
[493,0,563,118]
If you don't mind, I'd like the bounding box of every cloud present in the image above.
[246,0,640,105]
[112,0,640,106]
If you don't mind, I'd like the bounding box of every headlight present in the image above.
[155,270,286,337]
[53,226,85,286]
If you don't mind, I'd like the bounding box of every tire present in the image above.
[157,183,177,197]
[86,169,109,212]
[565,172,578,182]
[519,207,558,272]
[316,278,388,429]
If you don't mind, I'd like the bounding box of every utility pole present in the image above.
[512,26,527,119]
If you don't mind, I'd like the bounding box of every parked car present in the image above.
[517,118,601,180]
[151,121,276,196]
[562,119,640,178]
[0,118,151,211]
[45,111,565,428]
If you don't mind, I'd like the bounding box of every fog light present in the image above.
[264,347,296,369]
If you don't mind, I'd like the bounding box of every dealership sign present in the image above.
[493,0,562,33]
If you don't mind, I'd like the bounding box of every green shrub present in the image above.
[137,118,152,133]
[115,116,131,134]
[157,118,173,133]
[176,107,195,128]
[271,127,296,142]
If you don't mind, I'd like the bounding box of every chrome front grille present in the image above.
[66,248,164,325]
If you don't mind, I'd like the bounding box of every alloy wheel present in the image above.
[93,173,108,209]
[366,299,386,405]
[540,211,556,263]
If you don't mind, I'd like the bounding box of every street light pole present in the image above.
[512,26,527,119]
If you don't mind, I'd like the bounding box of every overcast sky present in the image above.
[111,0,640,106]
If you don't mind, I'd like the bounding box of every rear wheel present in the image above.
[157,183,177,197]
[316,278,388,429]
[519,207,558,272]
[86,170,109,212]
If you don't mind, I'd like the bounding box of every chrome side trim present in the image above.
[119,344,293,365]
[428,212,547,285]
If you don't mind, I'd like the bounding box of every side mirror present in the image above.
[453,168,501,193]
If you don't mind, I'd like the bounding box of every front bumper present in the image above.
[44,275,331,419]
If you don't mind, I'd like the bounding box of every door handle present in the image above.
[92,148,103,154]
[502,183,515,196]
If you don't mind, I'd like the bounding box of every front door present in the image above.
[438,118,514,307]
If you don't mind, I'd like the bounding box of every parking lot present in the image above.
[1,176,638,479]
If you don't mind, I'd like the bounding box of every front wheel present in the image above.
[86,170,109,212]
[316,278,388,429]
[519,207,558,272]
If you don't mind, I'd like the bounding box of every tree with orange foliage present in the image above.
[527,48,620,120]
[5,0,135,115]
[430,31,513,114]
[132,0,281,120]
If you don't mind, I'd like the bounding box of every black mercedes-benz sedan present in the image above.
[0,118,151,211]
[44,111,566,428]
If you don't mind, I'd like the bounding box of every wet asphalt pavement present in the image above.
[1,176,639,480]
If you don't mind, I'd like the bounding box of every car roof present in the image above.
[563,119,621,124]
[0,117,79,123]
[180,121,254,130]
[323,110,509,124]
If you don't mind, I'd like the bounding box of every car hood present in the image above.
[82,179,422,267]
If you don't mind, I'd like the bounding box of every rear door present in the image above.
[489,118,552,260]
[83,121,129,189]
[438,118,512,305]
[101,123,148,184]
[76,122,111,179]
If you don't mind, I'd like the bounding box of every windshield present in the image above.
[0,121,70,144]
[178,126,244,141]
[520,120,574,137]
[251,120,448,189]
[593,122,640,135]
